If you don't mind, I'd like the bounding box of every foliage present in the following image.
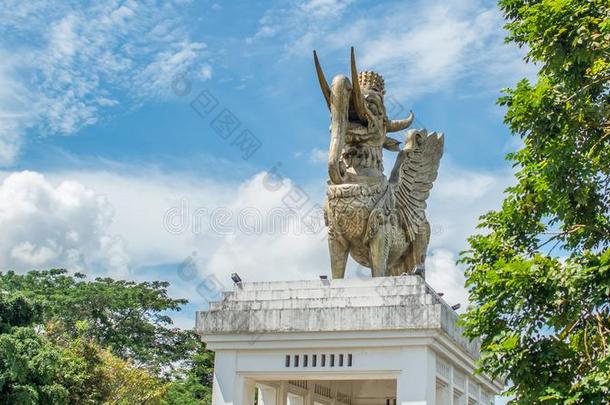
[0,270,215,404]
[163,377,212,405]
[189,343,215,388]
[0,269,194,374]
[0,295,42,332]
[461,0,610,403]
[0,295,92,404]
[163,340,215,405]
[97,349,169,404]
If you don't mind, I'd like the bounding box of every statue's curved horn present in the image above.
[387,111,415,132]
[313,50,331,109]
[350,47,369,124]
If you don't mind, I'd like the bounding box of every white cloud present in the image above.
[247,0,353,47]
[0,159,511,308]
[203,172,328,283]
[298,0,354,19]
[249,0,536,99]
[426,248,468,310]
[424,160,513,306]
[49,170,328,285]
[45,169,237,268]
[308,148,327,164]
[246,24,278,44]
[427,160,513,254]
[355,5,500,98]
[0,171,128,276]
[0,0,210,165]
[0,51,34,165]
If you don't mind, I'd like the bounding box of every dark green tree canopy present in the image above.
[0,295,42,332]
[0,270,214,404]
[0,269,193,374]
[0,295,95,404]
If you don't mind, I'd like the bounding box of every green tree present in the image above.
[0,269,195,374]
[163,344,214,404]
[461,0,610,403]
[0,270,215,404]
[0,295,93,404]
[97,348,169,404]
[0,293,176,405]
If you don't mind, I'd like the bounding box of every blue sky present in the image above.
[0,0,534,344]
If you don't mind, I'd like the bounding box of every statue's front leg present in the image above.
[366,209,390,277]
[328,236,349,279]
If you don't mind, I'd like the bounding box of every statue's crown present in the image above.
[358,71,385,94]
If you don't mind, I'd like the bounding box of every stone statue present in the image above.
[314,47,444,279]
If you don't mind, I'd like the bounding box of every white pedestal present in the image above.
[196,276,503,405]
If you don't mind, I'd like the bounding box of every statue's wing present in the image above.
[389,130,444,240]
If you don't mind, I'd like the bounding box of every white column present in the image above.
[258,385,278,405]
[396,347,436,405]
[287,393,304,405]
[236,376,255,405]
[212,351,237,405]
[211,350,255,405]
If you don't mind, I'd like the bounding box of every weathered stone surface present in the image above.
[314,48,444,279]
[196,275,479,358]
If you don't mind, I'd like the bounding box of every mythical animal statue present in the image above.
[314,47,444,279]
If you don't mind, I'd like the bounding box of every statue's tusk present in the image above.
[350,47,369,124]
[313,50,331,110]
[387,111,415,132]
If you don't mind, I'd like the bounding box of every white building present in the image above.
[196,275,503,405]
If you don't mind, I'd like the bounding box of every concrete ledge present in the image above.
[197,275,478,358]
